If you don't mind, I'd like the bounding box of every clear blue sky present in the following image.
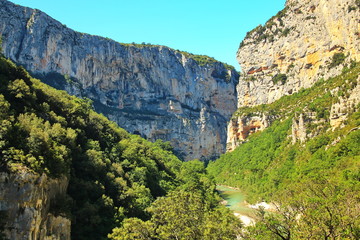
[9,0,286,70]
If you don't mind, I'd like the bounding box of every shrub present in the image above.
[272,73,287,85]
[329,53,346,69]
[348,5,357,12]
[281,28,291,37]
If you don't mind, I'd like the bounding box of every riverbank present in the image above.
[216,185,256,226]
[216,185,277,227]
[248,201,276,212]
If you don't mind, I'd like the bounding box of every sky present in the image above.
[9,0,286,71]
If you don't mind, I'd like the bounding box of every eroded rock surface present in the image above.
[237,0,360,107]
[0,172,70,240]
[0,0,239,161]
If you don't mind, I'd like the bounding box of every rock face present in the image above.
[0,171,70,240]
[237,0,360,107]
[330,76,360,130]
[0,0,239,161]
[227,0,360,150]
[226,113,274,151]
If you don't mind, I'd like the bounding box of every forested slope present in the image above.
[208,62,360,239]
[0,56,241,239]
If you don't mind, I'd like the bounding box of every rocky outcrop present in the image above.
[237,0,360,107]
[291,113,308,143]
[0,0,239,161]
[226,0,360,150]
[329,75,360,130]
[0,171,70,240]
[226,113,274,151]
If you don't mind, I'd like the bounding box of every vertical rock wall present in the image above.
[237,0,360,107]
[227,0,360,150]
[0,0,239,161]
[0,172,70,240]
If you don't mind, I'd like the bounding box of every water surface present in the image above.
[216,185,255,217]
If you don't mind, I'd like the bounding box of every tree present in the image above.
[108,218,153,240]
[246,179,360,239]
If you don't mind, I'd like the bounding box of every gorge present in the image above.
[0,0,239,162]
[0,0,360,239]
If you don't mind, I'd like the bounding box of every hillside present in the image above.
[209,60,360,240]
[209,61,360,196]
[0,56,241,239]
[236,0,360,108]
[0,0,359,239]
[208,0,360,238]
[0,0,239,161]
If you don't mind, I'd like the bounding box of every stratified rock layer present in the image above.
[237,0,360,107]
[0,0,239,161]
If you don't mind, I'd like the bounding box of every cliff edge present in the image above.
[237,0,359,107]
[0,0,239,161]
[228,0,360,151]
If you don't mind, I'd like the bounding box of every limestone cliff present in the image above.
[237,0,359,107]
[227,0,360,150]
[226,113,275,151]
[0,171,70,240]
[0,0,239,161]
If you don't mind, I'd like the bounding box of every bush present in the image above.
[272,73,287,85]
[281,28,291,37]
[329,53,346,69]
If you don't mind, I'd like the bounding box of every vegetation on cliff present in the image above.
[0,57,241,239]
[117,40,236,72]
[208,63,360,239]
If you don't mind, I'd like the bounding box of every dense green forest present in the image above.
[1,38,359,239]
[208,63,360,239]
[0,56,241,240]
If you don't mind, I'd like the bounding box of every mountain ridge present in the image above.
[0,0,239,161]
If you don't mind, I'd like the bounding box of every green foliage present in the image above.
[233,62,359,120]
[305,16,316,20]
[0,56,184,239]
[328,52,346,69]
[274,7,288,20]
[281,28,291,37]
[109,190,242,240]
[208,119,292,201]
[241,6,290,47]
[109,159,242,239]
[209,62,360,238]
[0,57,242,239]
[178,50,236,71]
[286,63,294,72]
[118,40,237,72]
[209,63,360,205]
[348,5,357,12]
[272,73,287,85]
[243,179,360,239]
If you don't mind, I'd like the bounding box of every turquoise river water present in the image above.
[216,185,255,217]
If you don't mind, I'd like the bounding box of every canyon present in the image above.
[0,0,359,239]
[0,0,239,162]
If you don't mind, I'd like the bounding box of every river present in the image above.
[216,185,256,225]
